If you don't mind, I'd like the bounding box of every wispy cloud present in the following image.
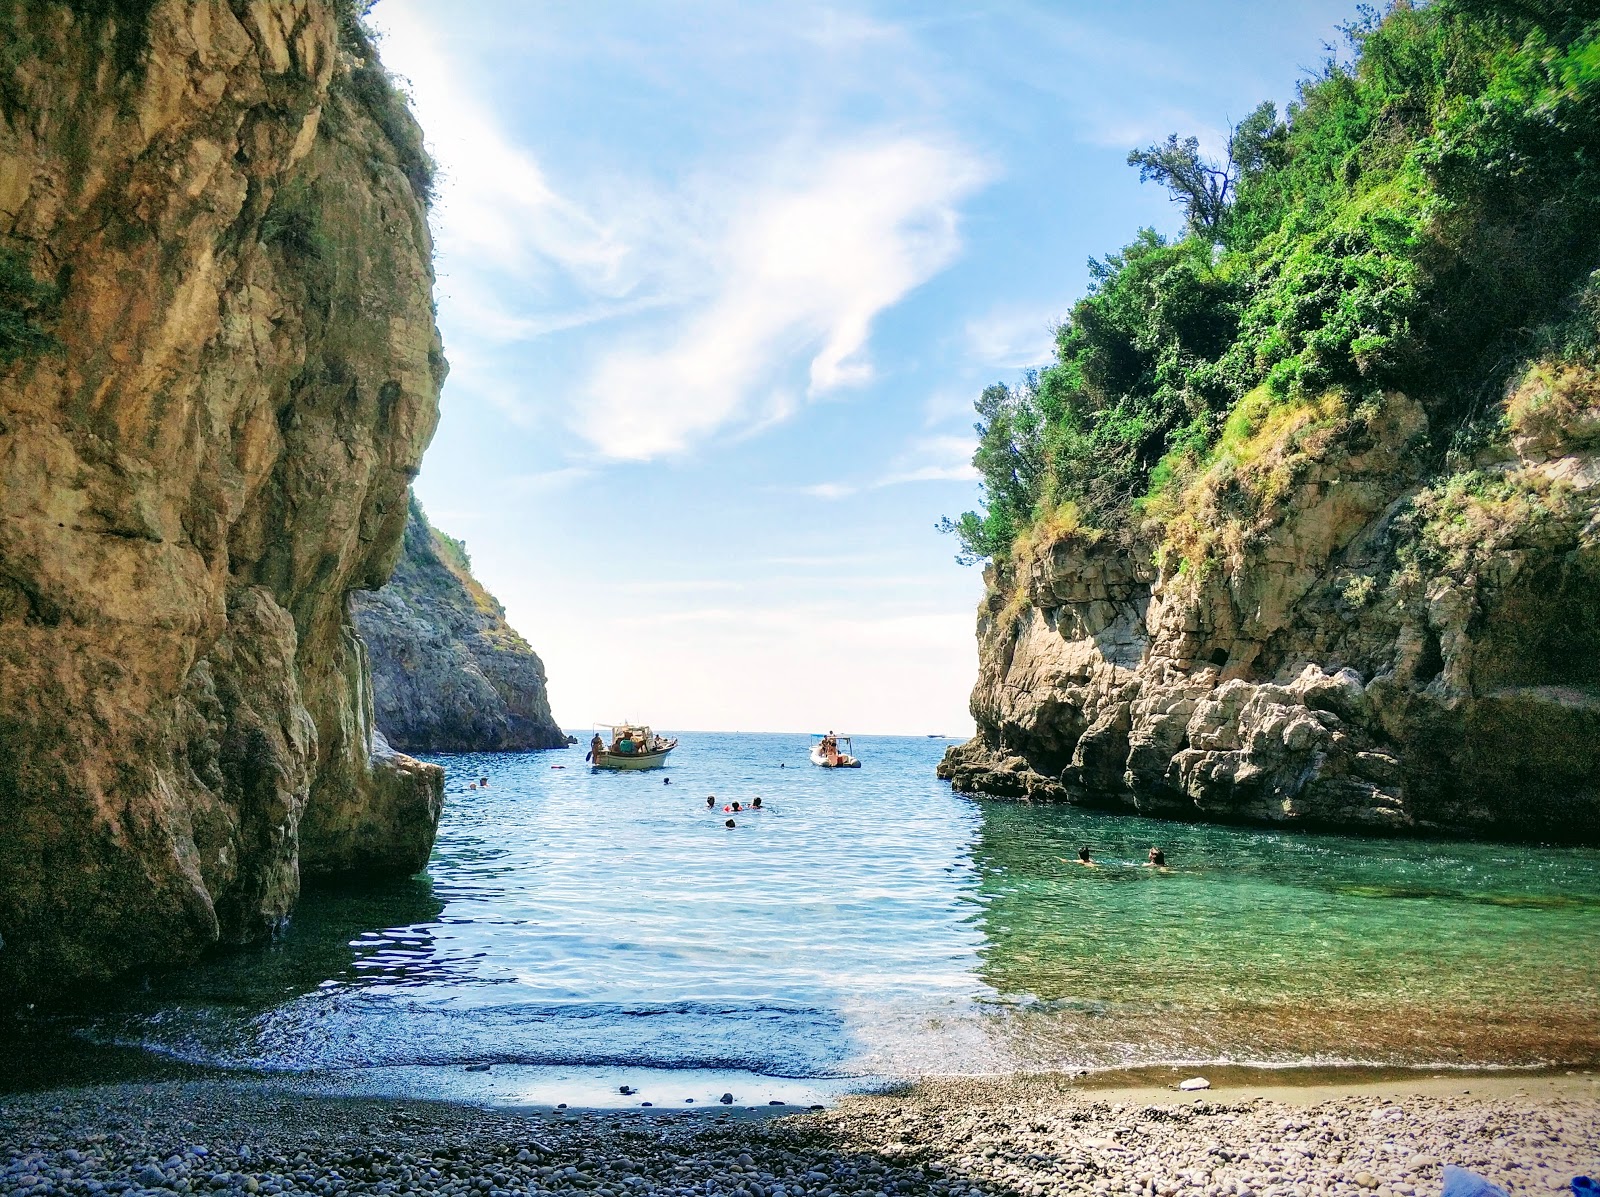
[801,433,977,499]
[582,137,989,461]
[374,18,635,299]
[505,466,594,494]
[964,304,1061,370]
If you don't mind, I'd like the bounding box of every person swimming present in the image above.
[1147,847,1167,867]
[723,801,742,812]
[751,796,762,810]
[725,819,736,828]
[706,795,715,808]
[479,777,489,787]
[1075,846,1095,866]
[663,777,671,785]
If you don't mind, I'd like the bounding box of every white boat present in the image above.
[587,724,677,770]
[810,732,860,768]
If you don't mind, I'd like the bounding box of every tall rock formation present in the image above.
[940,375,1600,842]
[352,496,566,753]
[0,0,447,1001]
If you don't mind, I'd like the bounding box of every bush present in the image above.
[945,0,1600,565]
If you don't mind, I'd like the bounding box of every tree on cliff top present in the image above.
[1127,102,1280,238]
[943,0,1600,566]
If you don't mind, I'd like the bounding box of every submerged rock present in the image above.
[352,497,565,753]
[0,1,446,1001]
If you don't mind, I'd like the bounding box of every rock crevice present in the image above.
[942,390,1600,841]
[0,0,446,999]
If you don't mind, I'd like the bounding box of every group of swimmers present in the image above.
[466,775,489,791]
[704,793,764,827]
[1071,845,1167,868]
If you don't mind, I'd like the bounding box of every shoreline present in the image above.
[3,1069,1596,1197]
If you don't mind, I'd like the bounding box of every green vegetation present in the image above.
[0,245,59,367]
[67,0,160,77]
[261,180,329,261]
[332,0,437,205]
[946,0,1600,566]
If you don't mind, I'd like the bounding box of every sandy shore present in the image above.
[2,1072,1596,1197]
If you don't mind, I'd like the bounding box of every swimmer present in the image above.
[725,819,736,828]
[706,795,715,808]
[468,782,477,791]
[1074,846,1095,866]
[723,801,742,812]
[663,777,671,785]
[751,796,762,810]
[1147,847,1167,867]
[479,777,488,787]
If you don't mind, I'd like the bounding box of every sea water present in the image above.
[14,734,1600,1103]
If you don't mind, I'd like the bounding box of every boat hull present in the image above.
[591,747,674,770]
[809,747,860,768]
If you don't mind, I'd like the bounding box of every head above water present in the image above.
[752,797,762,808]
[725,819,736,828]
[1078,846,1091,862]
[732,801,741,811]
[706,795,715,807]
[1149,847,1166,865]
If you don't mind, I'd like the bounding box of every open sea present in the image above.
[7,733,1599,1106]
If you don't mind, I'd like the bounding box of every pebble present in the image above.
[0,1078,1594,1197]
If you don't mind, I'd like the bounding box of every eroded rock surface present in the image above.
[352,496,566,753]
[0,1,446,999]
[942,389,1600,841]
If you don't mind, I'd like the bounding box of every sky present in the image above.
[371,0,1360,736]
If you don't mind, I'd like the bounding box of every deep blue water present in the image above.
[22,733,1600,1105]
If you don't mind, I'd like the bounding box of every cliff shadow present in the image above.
[0,874,444,1092]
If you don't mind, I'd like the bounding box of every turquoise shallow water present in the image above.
[13,733,1600,1098]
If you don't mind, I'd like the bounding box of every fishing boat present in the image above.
[810,732,861,768]
[587,724,677,770]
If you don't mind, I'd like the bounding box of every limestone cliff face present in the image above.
[941,380,1600,842]
[0,1,447,1000]
[351,496,566,753]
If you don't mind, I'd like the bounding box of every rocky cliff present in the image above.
[940,371,1600,841]
[0,0,448,1001]
[351,496,566,753]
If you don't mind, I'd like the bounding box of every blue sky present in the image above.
[372,0,1359,735]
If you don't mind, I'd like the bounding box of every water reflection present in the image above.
[6,737,1598,1094]
[0,875,445,1089]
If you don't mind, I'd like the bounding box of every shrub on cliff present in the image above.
[331,0,437,205]
[0,246,58,367]
[946,0,1600,565]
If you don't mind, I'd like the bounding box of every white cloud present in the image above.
[965,304,1061,370]
[801,432,976,499]
[373,12,635,297]
[375,5,990,465]
[582,138,989,461]
[505,466,594,494]
[800,481,859,500]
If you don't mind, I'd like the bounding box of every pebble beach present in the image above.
[3,1074,1595,1197]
